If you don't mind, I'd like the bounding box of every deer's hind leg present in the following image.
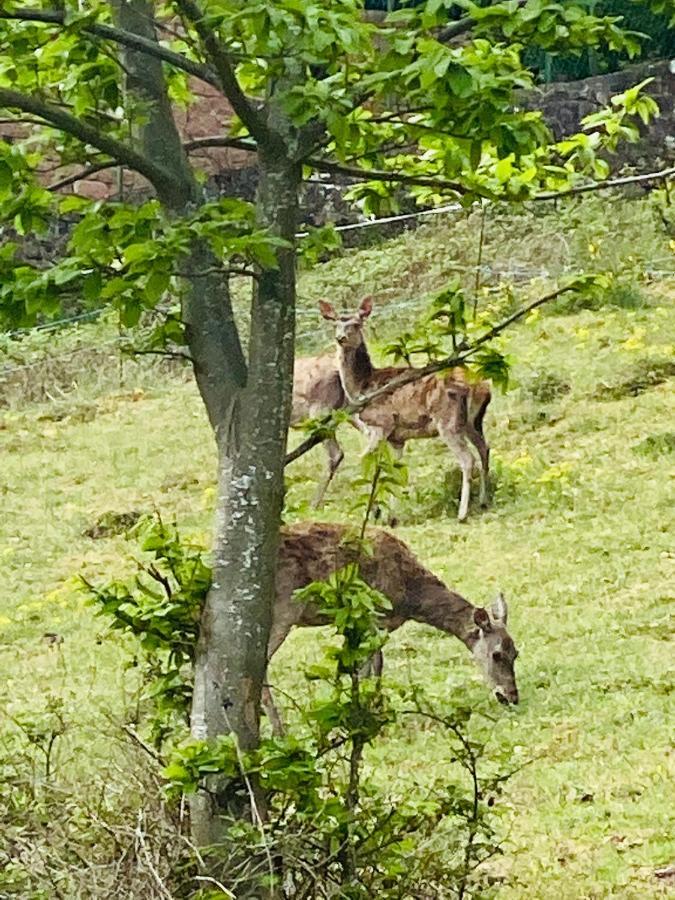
[262,625,292,736]
[437,385,473,521]
[465,422,490,508]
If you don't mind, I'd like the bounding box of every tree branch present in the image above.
[0,8,222,90]
[0,88,175,195]
[533,165,675,201]
[307,158,472,196]
[285,283,575,466]
[172,0,271,146]
[435,0,527,44]
[48,161,118,192]
[183,135,257,154]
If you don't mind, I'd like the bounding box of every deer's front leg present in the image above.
[438,427,474,522]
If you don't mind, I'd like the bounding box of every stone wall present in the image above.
[530,59,675,168]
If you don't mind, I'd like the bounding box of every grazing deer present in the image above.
[291,353,345,508]
[319,297,491,522]
[264,522,518,728]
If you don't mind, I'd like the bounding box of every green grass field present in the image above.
[1,198,674,897]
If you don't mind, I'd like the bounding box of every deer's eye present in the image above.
[492,650,503,662]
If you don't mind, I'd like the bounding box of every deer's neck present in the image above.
[405,573,478,649]
[337,340,374,400]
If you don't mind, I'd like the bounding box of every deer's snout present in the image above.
[495,688,519,706]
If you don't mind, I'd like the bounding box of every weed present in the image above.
[593,357,675,399]
[520,370,572,404]
[632,432,675,457]
[83,509,145,539]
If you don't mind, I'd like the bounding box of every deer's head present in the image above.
[469,594,519,705]
[319,296,373,349]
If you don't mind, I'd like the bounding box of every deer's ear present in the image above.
[491,592,508,625]
[358,296,373,319]
[473,607,492,633]
[319,300,337,321]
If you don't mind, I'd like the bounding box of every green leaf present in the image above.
[144,271,170,305]
[0,161,12,196]
[82,270,102,304]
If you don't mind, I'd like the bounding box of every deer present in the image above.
[263,521,519,731]
[319,296,491,522]
[291,353,346,508]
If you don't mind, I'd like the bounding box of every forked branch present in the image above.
[172,0,271,146]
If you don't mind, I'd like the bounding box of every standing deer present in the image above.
[319,297,491,522]
[291,353,345,508]
[263,522,518,732]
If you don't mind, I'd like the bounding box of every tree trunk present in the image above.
[189,151,300,849]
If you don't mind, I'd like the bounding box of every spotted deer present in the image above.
[291,353,345,508]
[263,522,518,730]
[319,297,491,521]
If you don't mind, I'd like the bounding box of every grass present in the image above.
[1,196,674,897]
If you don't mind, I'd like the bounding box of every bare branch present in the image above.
[307,158,472,195]
[533,165,675,201]
[0,8,222,90]
[0,88,175,194]
[183,135,257,154]
[172,0,271,146]
[285,283,575,466]
[48,161,118,192]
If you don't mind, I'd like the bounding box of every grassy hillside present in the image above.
[1,196,674,897]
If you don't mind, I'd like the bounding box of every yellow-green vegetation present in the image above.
[1,197,674,897]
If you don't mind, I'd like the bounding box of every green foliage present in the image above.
[0,194,284,331]
[83,515,211,744]
[297,223,344,268]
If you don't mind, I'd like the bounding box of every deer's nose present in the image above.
[496,689,518,706]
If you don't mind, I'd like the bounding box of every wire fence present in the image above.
[2,193,674,384]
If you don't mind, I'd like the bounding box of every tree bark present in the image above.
[189,150,300,847]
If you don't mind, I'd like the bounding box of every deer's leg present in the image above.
[465,422,490,508]
[262,626,291,736]
[311,437,344,509]
[438,428,474,522]
[261,685,285,737]
[361,424,387,457]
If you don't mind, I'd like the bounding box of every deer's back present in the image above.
[354,367,479,439]
[274,522,428,632]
